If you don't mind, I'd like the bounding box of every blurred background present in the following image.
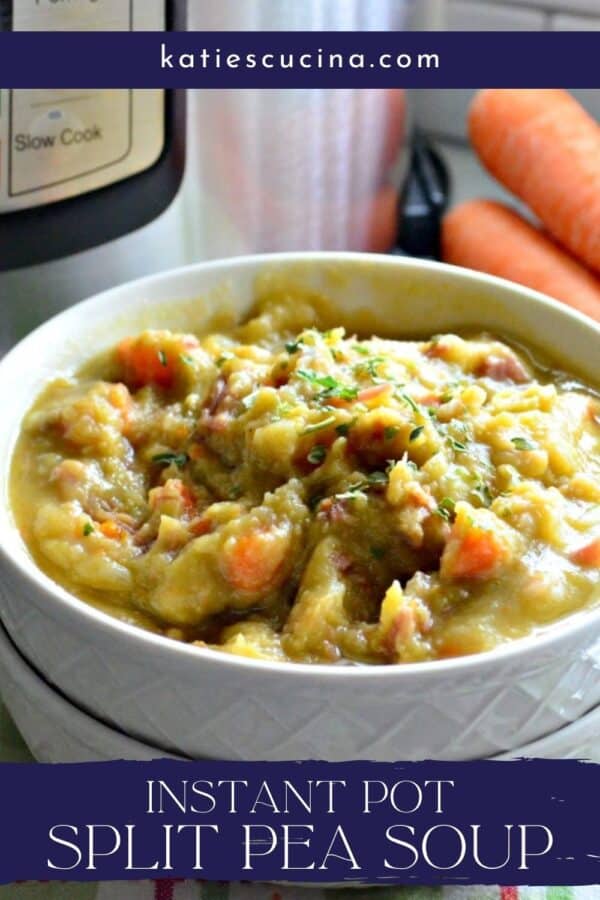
[418,0,600,205]
[1,0,599,349]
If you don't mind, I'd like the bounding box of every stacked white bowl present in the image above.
[2,621,598,764]
[0,255,598,763]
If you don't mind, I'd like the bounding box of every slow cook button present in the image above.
[9,93,130,196]
[11,107,85,190]
[14,117,103,153]
[59,124,103,146]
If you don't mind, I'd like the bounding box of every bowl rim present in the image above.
[1,250,599,682]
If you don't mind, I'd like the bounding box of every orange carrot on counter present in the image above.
[469,89,600,274]
[441,199,600,321]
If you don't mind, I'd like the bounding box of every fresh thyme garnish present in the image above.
[354,356,386,381]
[396,391,419,414]
[83,522,94,537]
[366,471,388,486]
[307,444,327,465]
[409,426,425,442]
[297,370,359,403]
[334,471,388,501]
[511,436,537,451]
[152,452,189,469]
[435,497,456,521]
[473,482,493,507]
[303,416,336,435]
[334,484,368,501]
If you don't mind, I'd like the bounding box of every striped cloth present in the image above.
[0,883,597,899]
[0,703,597,899]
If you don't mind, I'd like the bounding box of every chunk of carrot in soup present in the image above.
[99,520,126,541]
[442,526,506,581]
[117,333,199,389]
[357,383,393,405]
[190,517,214,538]
[178,483,196,513]
[150,479,196,517]
[571,537,600,568]
[222,528,288,595]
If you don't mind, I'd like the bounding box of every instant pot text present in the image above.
[0,759,592,884]
[47,775,553,876]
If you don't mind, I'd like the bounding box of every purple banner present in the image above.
[1,758,599,885]
[0,31,598,88]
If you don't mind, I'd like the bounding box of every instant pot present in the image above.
[0,0,445,350]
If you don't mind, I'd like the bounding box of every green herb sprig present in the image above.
[307,444,327,465]
[511,436,537,451]
[297,370,358,403]
[435,497,456,522]
[152,452,189,469]
[303,416,336,435]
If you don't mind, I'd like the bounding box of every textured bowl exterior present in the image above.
[494,705,600,763]
[0,253,599,762]
[0,624,177,763]
[1,620,598,766]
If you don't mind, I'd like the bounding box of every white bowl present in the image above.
[1,620,598,765]
[0,622,180,763]
[0,252,599,761]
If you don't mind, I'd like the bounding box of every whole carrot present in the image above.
[441,199,600,322]
[469,90,600,274]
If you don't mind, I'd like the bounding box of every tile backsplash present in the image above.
[417,0,600,140]
[445,0,545,29]
[502,0,600,12]
[445,0,600,28]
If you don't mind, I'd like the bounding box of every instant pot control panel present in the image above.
[0,1,165,214]
[0,88,165,214]
[0,1,185,271]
